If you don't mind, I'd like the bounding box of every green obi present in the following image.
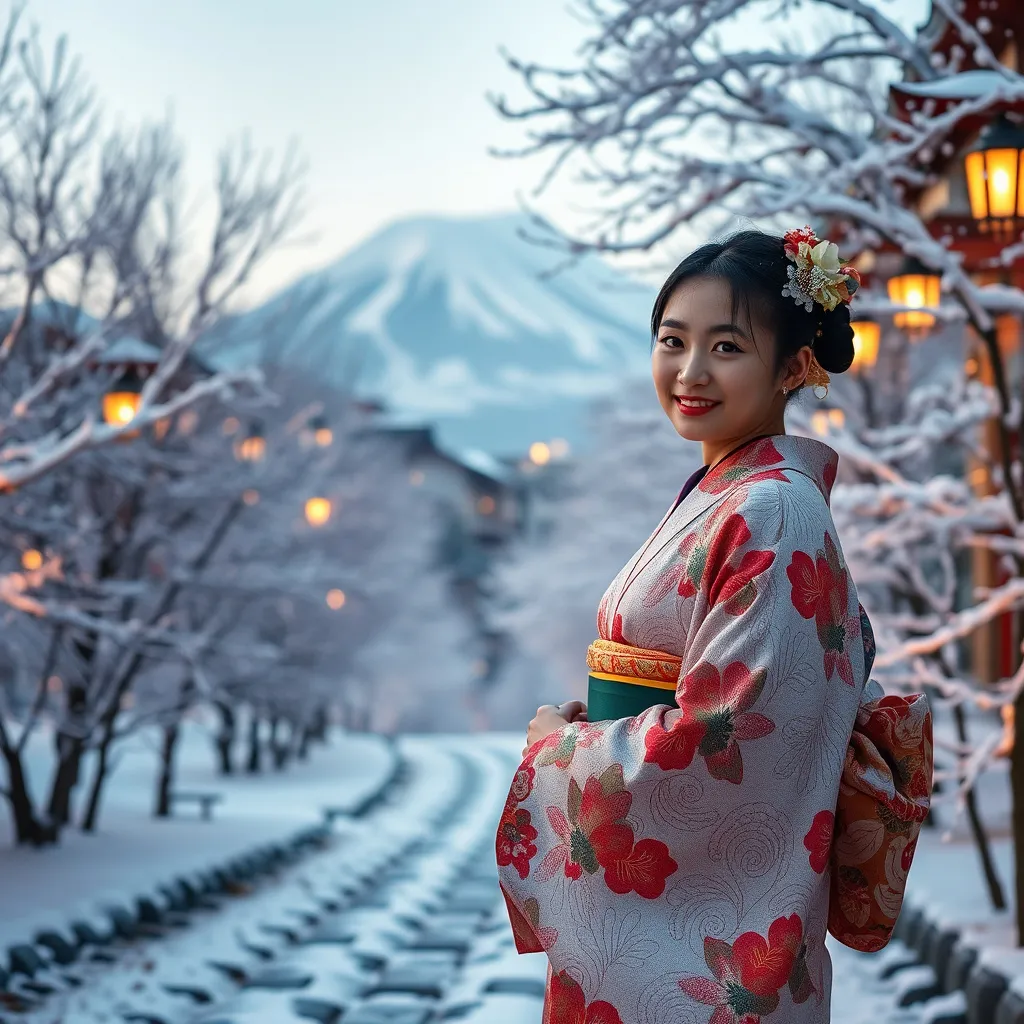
[587,671,678,722]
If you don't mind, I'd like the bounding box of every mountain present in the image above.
[200,212,656,456]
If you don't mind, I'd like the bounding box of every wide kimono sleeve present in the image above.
[497,478,867,956]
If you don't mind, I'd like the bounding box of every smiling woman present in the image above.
[500,230,932,1024]
[649,230,855,469]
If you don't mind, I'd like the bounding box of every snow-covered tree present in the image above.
[0,8,304,844]
[495,0,1024,935]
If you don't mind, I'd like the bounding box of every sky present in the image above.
[24,0,594,304]
[23,0,931,307]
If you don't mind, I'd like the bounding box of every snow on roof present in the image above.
[895,69,1012,100]
[93,336,163,365]
[442,445,518,484]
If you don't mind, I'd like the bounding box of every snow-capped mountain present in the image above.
[201,213,656,456]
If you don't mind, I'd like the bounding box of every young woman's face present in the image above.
[651,276,807,462]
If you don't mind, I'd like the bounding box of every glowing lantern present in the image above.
[810,411,830,436]
[103,368,144,427]
[305,496,332,526]
[21,549,42,571]
[235,422,266,463]
[964,116,1024,229]
[477,495,496,515]
[309,415,333,447]
[888,260,941,333]
[529,442,551,466]
[326,588,346,610]
[850,320,881,373]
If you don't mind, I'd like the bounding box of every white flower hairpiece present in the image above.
[781,226,861,313]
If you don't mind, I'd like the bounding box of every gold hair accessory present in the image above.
[805,355,830,400]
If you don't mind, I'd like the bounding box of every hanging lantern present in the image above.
[304,496,332,526]
[888,259,941,333]
[235,421,266,463]
[309,414,333,447]
[850,319,881,373]
[102,367,144,428]
[964,115,1024,231]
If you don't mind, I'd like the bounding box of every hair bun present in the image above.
[814,304,855,374]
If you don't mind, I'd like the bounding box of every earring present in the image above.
[781,386,789,396]
[813,384,828,400]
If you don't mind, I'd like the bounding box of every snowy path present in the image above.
[1,735,956,1023]
[0,723,394,951]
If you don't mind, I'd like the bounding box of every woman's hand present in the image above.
[524,701,587,757]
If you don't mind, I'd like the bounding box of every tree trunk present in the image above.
[951,704,1006,910]
[214,702,236,775]
[309,704,329,743]
[154,721,180,818]
[80,728,113,833]
[270,716,288,770]
[246,713,262,774]
[47,734,84,828]
[0,741,53,845]
[1013,688,1024,943]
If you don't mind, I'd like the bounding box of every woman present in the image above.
[496,230,932,1023]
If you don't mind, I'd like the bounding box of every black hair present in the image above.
[650,230,855,395]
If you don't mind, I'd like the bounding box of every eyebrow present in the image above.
[658,318,750,341]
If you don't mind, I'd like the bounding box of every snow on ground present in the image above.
[0,716,394,950]
[902,713,1019,963]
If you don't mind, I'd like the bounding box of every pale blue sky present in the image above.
[24,0,929,304]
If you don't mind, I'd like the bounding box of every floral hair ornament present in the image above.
[781,226,862,400]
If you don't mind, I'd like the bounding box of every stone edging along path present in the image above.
[891,898,1024,1024]
[0,737,404,1015]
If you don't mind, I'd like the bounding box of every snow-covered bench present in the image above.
[168,791,223,821]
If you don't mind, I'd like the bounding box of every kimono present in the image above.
[496,434,930,1024]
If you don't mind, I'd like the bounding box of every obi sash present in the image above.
[585,638,933,953]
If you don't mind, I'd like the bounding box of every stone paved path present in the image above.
[1,736,960,1023]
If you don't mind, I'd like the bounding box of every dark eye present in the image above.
[659,335,683,348]
[715,340,741,353]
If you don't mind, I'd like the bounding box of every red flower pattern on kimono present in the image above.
[538,765,677,897]
[699,438,787,494]
[543,971,624,1024]
[531,721,609,772]
[787,531,859,686]
[679,915,813,1022]
[803,810,834,874]
[510,764,536,805]
[644,661,775,783]
[645,493,776,617]
[496,806,538,880]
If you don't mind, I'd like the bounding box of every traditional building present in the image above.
[863,1,1024,681]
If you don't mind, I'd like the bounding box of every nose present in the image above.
[676,348,711,387]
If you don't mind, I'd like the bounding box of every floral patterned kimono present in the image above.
[497,435,927,1024]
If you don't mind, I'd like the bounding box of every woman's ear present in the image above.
[784,346,814,391]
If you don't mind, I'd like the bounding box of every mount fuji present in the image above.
[201,212,656,457]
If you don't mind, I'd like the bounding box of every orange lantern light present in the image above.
[850,319,881,373]
[235,422,266,463]
[964,116,1024,229]
[888,260,941,333]
[305,496,332,526]
[103,367,145,428]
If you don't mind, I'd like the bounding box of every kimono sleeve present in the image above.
[496,479,866,954]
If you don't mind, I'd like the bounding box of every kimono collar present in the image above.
[698,434,839,504]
